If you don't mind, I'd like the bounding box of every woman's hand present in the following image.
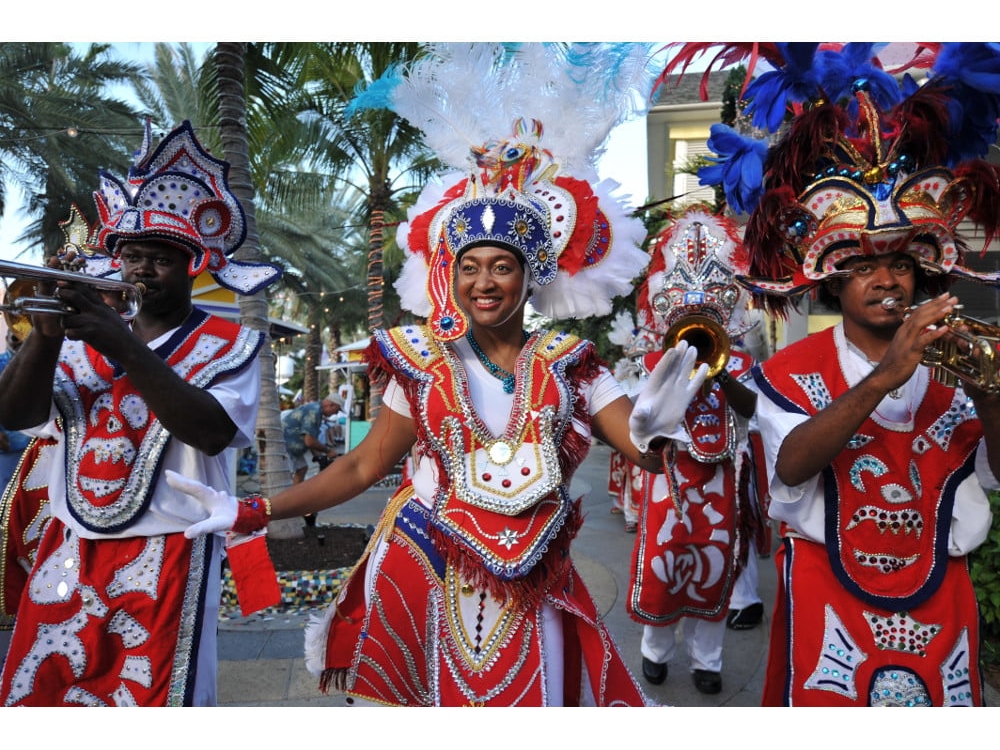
[628,341,708,452]
[165,470,239,538]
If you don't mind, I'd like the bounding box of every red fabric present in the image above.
[225,533,280,616]
[760,327,981,604]
[765,537,983,706]
[0,437,56,626]
[627,450,738,624]
[0,520,210,706]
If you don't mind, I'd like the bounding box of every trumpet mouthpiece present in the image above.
[134,282,147,295]
[881,297,898,311]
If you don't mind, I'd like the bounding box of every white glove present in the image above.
[165,469,239,538]
[628,340,709,452]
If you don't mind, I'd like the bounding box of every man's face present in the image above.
[829,252,918,333]
[117,241,193,315]
[322,400,341,417]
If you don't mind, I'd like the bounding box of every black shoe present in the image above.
[641,657,668,685]
[692,669,722,694]
[726,602,764,630]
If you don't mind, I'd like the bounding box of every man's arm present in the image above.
[12,285,240,456]
[776,299,954,487]
[0,323,62,429]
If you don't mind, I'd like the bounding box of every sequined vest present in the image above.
[373,325,595,582]
[755,327,982,609]
[53,308,263,533]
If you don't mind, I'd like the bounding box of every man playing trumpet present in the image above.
[694,43,1000,706]
[625,207,760,696]
[0,120,279,706]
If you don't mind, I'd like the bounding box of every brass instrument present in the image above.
[0,259,143,340]
[661,312,731,379]
[881,297,1000,393]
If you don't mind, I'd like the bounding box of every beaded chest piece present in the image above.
[377,325,592,581]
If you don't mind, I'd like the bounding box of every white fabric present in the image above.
[641,618,726,673]
[728,554,761,610]
[755,322,995,555]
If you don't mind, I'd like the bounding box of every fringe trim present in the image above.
[427,498,583,608]
[319,667,349,694]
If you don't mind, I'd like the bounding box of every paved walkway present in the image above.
[219,442,999,708]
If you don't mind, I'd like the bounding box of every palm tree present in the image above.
[260,172,369,400]
[285,42,440,415]
[0,42,143,257]
[213,42,305,539]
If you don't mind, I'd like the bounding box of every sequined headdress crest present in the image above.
[350,43,656,340]
[638,206,753,338]
[93,120,281,295]
[662,42,1000,316]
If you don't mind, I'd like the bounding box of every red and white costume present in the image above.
[628,350,753,673]
[0,310,261,706]
[754,324,995,706]
[304,325,649,706]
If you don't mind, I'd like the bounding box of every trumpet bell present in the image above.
[882,296,1000,393]
[2,278,35,343]
[662,313,731,379]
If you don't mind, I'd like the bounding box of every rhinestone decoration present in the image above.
[791,372,833,411]
[868,667,932,706]
[941,627,976,706]
[864,610,940,655]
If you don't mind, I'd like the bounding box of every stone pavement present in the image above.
[218,442,999,708]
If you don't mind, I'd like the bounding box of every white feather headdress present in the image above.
[352,43,657,339]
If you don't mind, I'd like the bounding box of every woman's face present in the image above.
[454,244,527,329]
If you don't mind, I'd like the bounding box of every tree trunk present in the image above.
[214,42,302,540]
[366,180,390,418]
[303,321,323,403]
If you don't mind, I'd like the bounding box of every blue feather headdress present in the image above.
[660,42,1000,316]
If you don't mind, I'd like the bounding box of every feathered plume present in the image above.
[683,41,1000,316]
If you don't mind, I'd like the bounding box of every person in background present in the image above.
[0,120,280,706]
[282,395,344,484]
[0,328,30,493]
[625,207,758,695]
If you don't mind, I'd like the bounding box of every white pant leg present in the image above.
[640,622,678,665]
[683,617,726,673]
[728,553,761,610]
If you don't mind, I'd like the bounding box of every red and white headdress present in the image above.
[93,120,281,295]
[352,43,656,340]
[638,207,753,340]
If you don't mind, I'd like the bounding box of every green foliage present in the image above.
[970,490,1000,666]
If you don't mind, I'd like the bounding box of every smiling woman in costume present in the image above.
[167,43,708,707]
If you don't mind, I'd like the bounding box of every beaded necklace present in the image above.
[465,330,528,394]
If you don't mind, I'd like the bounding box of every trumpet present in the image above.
[0,259,143,340]
[881,297,1000,393]
[661,312,731,379]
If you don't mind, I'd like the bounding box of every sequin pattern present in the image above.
[804,604,867,700]
[791,372,832,410]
